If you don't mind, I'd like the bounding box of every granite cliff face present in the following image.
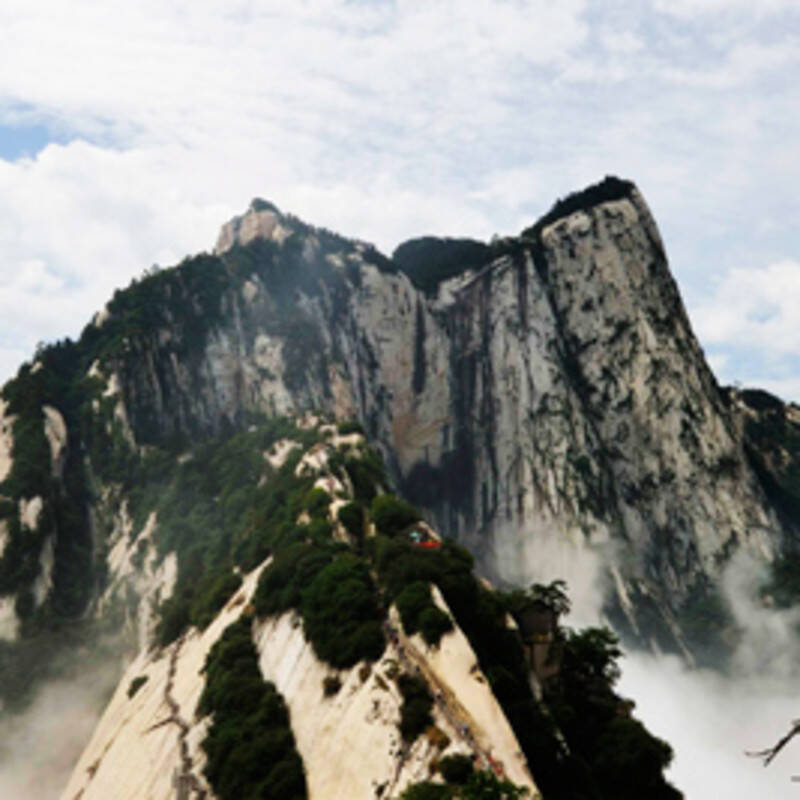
[61,549,536,800]
[44,180,782,653]
[1,179,791,654]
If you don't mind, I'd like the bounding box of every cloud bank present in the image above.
[510,538,800,799]
[620,553,800,799]
[0,638,123,800]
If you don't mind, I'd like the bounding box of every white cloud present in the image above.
[491,521,611,627]
[0,141,237,366]
[654,0,798,18]
[693,260,800,356]
[0,0,590,147]
[619,652,800,799]
[0,346,29,384]
[0,640,122,800]
[706,352,729,377]
[688,259,800,402]
[619,552,800,799]
[661,40,800,89]
[599,28,645,55]
[0,0,797,400]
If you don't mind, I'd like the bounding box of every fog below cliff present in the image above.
[499,527,800,799]
[0,641,122,800]
[620,652,798,798]
[620,554,800,800]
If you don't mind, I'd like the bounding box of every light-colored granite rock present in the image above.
[0,397,14,484]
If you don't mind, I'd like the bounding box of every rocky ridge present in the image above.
[60,425,540,800]
[0,178,794,658]
[49,179,787,651]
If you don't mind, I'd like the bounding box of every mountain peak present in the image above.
[523,174,637,239]
[214,197,292,254]
[249,197,281,214]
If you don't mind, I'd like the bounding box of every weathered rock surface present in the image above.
[77,183,786,649]
[1,177,794,673]
[0,398,14,484]
[62,560,537,800]
[59,567,255,800]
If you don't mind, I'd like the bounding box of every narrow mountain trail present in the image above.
[145,635,208,800]
[387,619,520,782]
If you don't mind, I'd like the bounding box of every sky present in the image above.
[0,0,799,400]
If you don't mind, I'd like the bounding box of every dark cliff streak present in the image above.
[412,299,426,396]
[528,239,620,527]
[478,268,500,529]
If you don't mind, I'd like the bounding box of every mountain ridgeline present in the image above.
[1,176,799,799]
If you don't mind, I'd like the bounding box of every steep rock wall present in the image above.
[62,560,538,800]
[84,189,783,631]
[4,184,782,652]
[535,193,777,595]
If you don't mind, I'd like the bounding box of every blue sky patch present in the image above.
[0,122,67,161]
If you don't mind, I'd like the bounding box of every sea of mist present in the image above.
[620,553,800,800]
[0,631,124,800]
[496,525,800,800]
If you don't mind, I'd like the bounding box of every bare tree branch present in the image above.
[746,720,800,766]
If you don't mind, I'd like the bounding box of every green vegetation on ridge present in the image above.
[145,418,321,646]
[0,342,97,627]
[397,672,434,742]
[198,616,307,800]
[395,581,453,646]
[521,176,636,241]
[296,553,385,668]
[392,237,493,294]
[400,769,528,800]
